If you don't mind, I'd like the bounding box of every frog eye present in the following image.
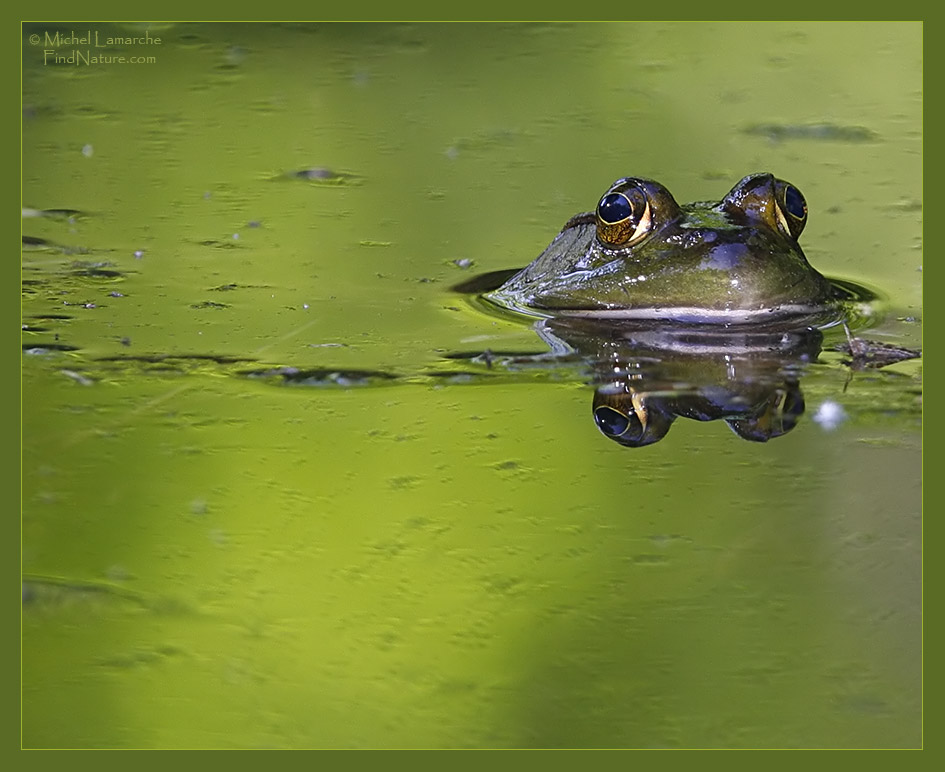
[774,181,807,240]
[597,193,633,224]
[596,185,652,247]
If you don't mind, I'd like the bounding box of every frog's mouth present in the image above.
[481,291,847,330]
[555,304,840,325]
[482,277,877,332]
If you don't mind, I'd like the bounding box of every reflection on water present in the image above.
[22,22,921,749]
[554,319,821,447]
[443,305,920,449]
[452,274,919,448]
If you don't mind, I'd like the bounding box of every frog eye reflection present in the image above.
[596,186,652,247]
[594,405,637,438]
[774,181,807,240]
[594,402,668,447]
[593,390,676,447]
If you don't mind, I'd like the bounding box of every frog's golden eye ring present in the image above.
[596,185,652,247]
[773,180,807,240]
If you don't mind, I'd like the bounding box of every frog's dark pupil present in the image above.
[594,406,632,437]
[784,185,806,219]
[598,193,633,224]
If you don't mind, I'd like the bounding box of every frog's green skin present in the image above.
[485,173,839,326]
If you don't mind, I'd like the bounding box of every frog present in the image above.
[484,172,843,327]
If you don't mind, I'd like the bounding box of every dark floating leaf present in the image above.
[22,235,92,255]
[190,301,230,310]
[69,261,124,279]
[240,366,398,387]
[23,342,81,354]
[196,239,242,249]
[833,338,922,370]
[208,282,272,292]
[22,207,88,221]
[27,313,74,321]
[277,167,364,186]
[742,123,880,143]
[443,350,545,362]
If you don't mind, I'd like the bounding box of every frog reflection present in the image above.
[534,316,818,447]
[593,381,805,446]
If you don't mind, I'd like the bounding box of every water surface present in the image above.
[22,22,921,749]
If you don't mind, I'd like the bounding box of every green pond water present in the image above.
[21,22,922,749]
